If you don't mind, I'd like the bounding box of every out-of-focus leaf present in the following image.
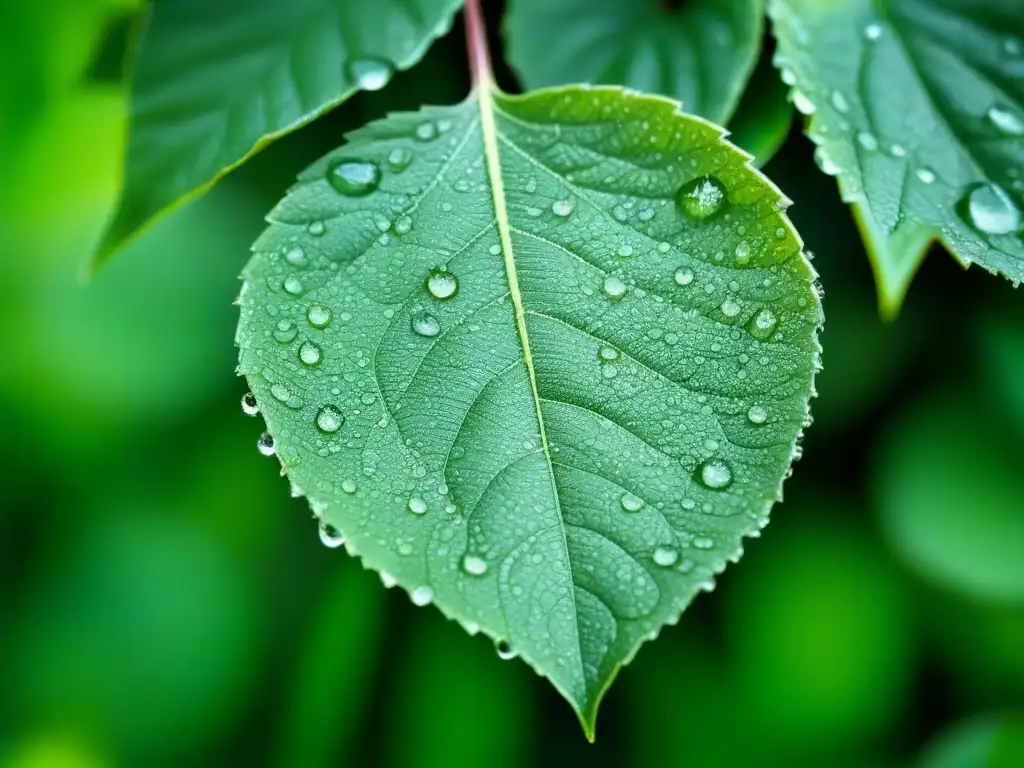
[978,307,1024,437]
[504,0,763,124]
[93,0,464,267]
[921,714,1024,768]
[236,82,822,734]
[874,393,1024,604]
[727,45,794,167]
[769,0,1024,316]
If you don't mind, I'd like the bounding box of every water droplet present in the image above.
[620,492,644,512]
[411,311,441,338]
[489,244,502,256]
[987,104,1024,135]
[387,147,412,172]
[495,640,517,660]
[274,319,298,343]
[373,213,391,233]
[890,144,907,157]
[307,303,332,328]
[284,276,303,295]
[298,341,322,366]
[319,522,345,548]
[598,345,619,361]
[697,459,733,490]
[653,546,679,567]
[462,554,488,576]
[830,90,850,113]
[747,405,767,424]
[864,23,882,40]
[341,479,357,493]
[676,175,727,220]
[814,147,841,176]
[674,268,694,286]
[393,215,412,235]
[316,405,344,433]
[791,89,816,115]
[601,363,618,379]
[425,269,459,300]
[285,246,308,267]
[551,200,574,217]
[693,536,715,550]
[856,131,878,151]
[410,585,433,606]
[271,384,291,403]
[307,220,325,236]
[603,275,627,300]
[734,241,751,263]
[617,244,634,259]
[326,158,381,196]
[1004,36,1022,57]
[257,432,276,456]
[408,496,427,515]
[347,57,392,91]
[748,308,778,340]
[915,167,936,185]
[241,392,259,416]
[958,183,1022,235]
[415,122,437,142]
[721,298,741,318]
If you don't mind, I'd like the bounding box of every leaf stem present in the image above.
[463,0,493,88]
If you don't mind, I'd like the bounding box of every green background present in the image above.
[1,1,1022,766]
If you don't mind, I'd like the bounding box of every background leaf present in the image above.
[236,84,822,733]
[94,0,464,267]
[769,0,1024,316]
[727,46,794,167]
[504,0,764,125]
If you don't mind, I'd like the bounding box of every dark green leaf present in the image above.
[769,0,1024,316]
[236,83,822,735]
[504,0,764,125]
[727,46,794,167]
[93,0,463,268]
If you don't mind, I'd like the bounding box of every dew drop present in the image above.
[791,89,816,115]
[299,341,322,366]
[488,244,502,256]
[721,298,741,317]
[307,220,325,236]
[346,57,392,91]
[462,554,489,576]
[598,345,619,361]
[958,183,1022,235]
[394,215,413,235]
[316,405,344,433]
[284,276,303,295]
[326,158,381,196]
[319,522,345,548]
[697,459,733,490]
[987,104,1024,135]
[495,640,517,661]
[693,536,715,550]
[341,479,357,493]
[830,90,850,113]
[653,546,679,567]
[408,496,427,515]
[257,432,276,456]
[890,144,907,157]
[864,23,882,40]
[748,308,778,340]
[285,246,308,267]
[271,384,291,403]
[307,303,332,328]
[425,268,459,300]
[915,167,936,185]
[734,241,751,262]
[620,492,645,512]
[856,131,878,151]
[411,311,441,338]
[274,319,298,343]
[387,147,412,172]
[617,244,635,258]
[601,363,618,379]
[747,405,768,424]
[415,122,438,142]
[675,175,727,220]
[241,392,259,416]
[410,586,433,606]
[551,200,574,217]
[674,268,694,286]
[603,275,627,300]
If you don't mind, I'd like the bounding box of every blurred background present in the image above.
[1,2,1022,766]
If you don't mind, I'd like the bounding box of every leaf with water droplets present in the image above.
[236,82,822,737]
[91,0,463,269]
[769,0,1024,315]
[505,0,764,127]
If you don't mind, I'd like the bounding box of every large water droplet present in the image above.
[958,183,1022,235]
[299,341,322,366]
[316,405,344,433]
[747,405,768,424]
[552,200,574,217]
[676,175,727,220]
[721,298,741,317]
[425,269,459,300]
[408,496,427,515]
[410,585,433,606]
[346,57,392,91]
[674,267,694,286]
[257,432,276,456]
[987,104,1024,135]
[241,392,259,416]
[495,640,517,660]
[462,554,488,576]
[319,522,345,548]
[603,275,627,299]
[410,311,441,337]
[284,276,303,296]
[653,546,679,567]
[748,308,778,340]
[697,459,733,490]
[307,303,332,328]
[326,158,381,196]
[620,492,644,512]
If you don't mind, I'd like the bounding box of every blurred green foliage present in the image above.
[1,1,1021,766]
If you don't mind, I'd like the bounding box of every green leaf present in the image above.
[93,0,463,268]
[768,0,1024,316]
[504,0,764,125]
[726,46,794,167]
[236,83,822,736]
